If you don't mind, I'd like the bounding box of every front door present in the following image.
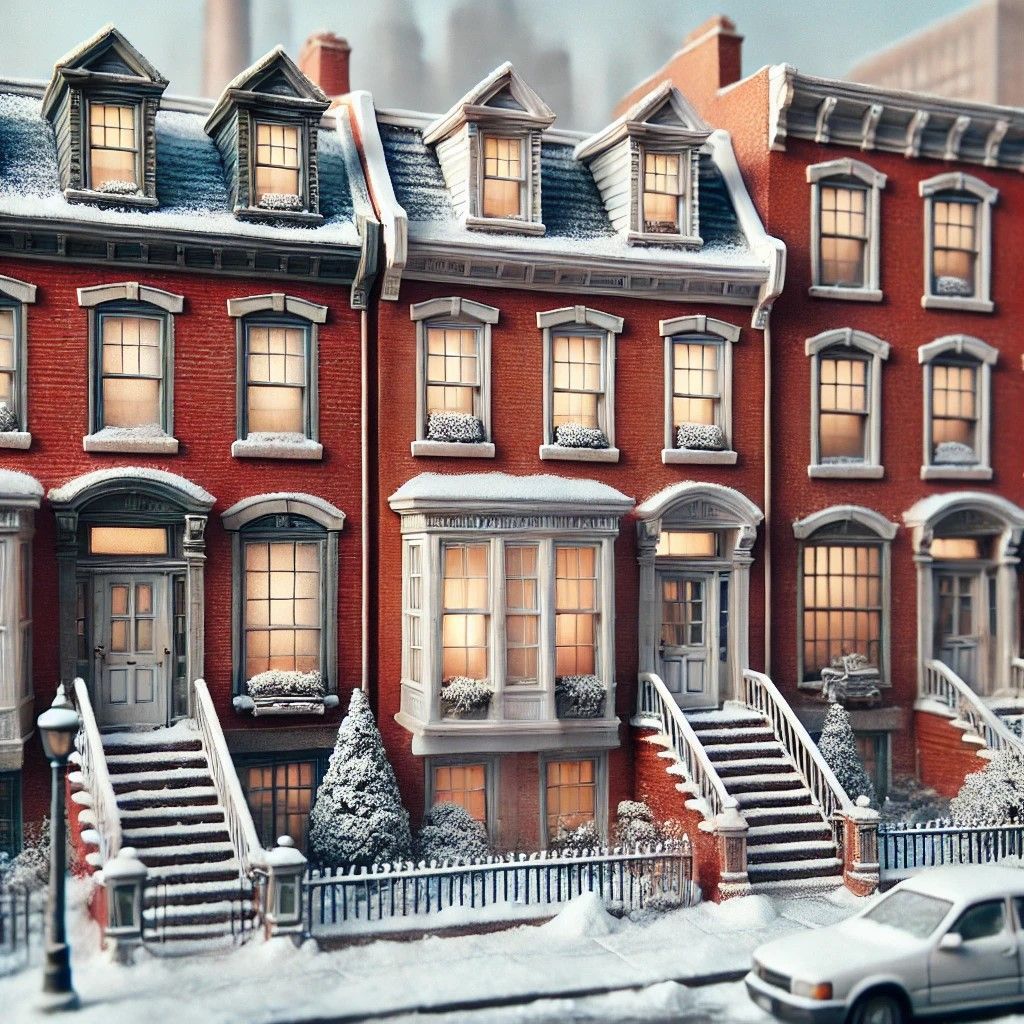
[657,571,717,709]
[94,574,170,728]
[936,571,984,689]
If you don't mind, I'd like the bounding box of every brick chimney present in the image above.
[683,15,743,90]
[299,31,352,96]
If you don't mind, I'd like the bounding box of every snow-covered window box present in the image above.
[427,412,485,444]
[234,669,339,717]
[554,423,609,450]
[676,422,725,451]
[554,674,606,719]
[257,192,304,212]
[933,441,977,465]
[439,677,493,720]
[82,423,179,455]
[96,179,142,197]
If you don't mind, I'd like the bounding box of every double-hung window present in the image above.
[642,151,684,234]
[87,102,139,192]
[0,276,34,446]
[555,546,598,677]
[544,756,602,844]
[551,333,604,434]
[254,122,301,204]
[505,545,540,684]
[442,543,490,682]
[482,135,524,220]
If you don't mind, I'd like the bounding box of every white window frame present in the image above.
[919,334,997,481]
[636,145,697,243]
[793,506,897,690]
[660,315,740,465]
[919,172,997,313]
[425,755,499,841]
[411,297,498,458]
[806,328,890,479]
[0,276,37,450]
[538,306,623,463]
[479,133,527,222]
[538,751,608,847]
[807,159,887,302]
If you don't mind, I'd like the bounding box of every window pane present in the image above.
[242,759,317,851]
[555,546,598,676]
[89,103,137,189]
[433,763,487,823]
[505,544,539,684]
[246,324,306,434]
[442,544,489,681]
[552,334,604,432]
[643,152,682,232]
[546,758,597,841]
[819,184,867,287]
[932,199,978,297]
[90,527,168,556]
[672,340,720,428]
[482,136,522,218]
[254,123,301,201]
[931,362,978,457]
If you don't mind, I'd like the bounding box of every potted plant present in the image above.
[555,674,606,719]
[439,676,493,719]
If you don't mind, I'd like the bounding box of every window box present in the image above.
[235,668,338,718]
[427,412,485,445]
[440,678,494,720]
[555,675,606,719]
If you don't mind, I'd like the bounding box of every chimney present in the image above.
[202,0,252,97]
[684,15,743,89]
[299,31,352,96]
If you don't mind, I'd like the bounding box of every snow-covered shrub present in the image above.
[1,817,49,892]
[258,192,304,212]
[549,819,602,854]
[677,422,725,451]
[414,802,490,863]
[554,674,605,718]
[0,402,17,432]
[426,411,485,444]
[308,689,411,869]
[614,800,659,847]
[934,441,977,465]
[934,275,973,297]
[439,676,493,717]
[951,749,1024,826]
[96,179,140,195]
[817,702,875,804]
[554,423,609,449]
[246,669,325,699]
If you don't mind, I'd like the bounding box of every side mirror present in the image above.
[939,932,964,952]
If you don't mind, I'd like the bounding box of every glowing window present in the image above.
[931,198,978,298]
[88,103,138,189]
[552,333,604,433]
[245,323,308,435]
[931,361,978,457]
[242,760,315,851]
[0,308,16,419]
[433,763,486,822]
[819,355,868,462]
[545,758,596,842]
[254,123,301,202]
[555,546,598,677]
[442,543,489,680]
[426,325,480,418]
[656,531,718,558]
[819,184,867,287]
[99,315,163,428]
[404,542,424,683]
[643,152,683,233]
[931,537,983,560]
[672,339,721,430]
[89,527,168,556]
[505,545,539,684]
[482,136,523,219]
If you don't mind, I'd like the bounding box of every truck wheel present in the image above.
[848,991,906,1024]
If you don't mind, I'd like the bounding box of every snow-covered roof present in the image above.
[0,468,43,505]
[48,467,215,508]
[389,473,634,512]
[0,88,363,248]
[901,864,1024,902]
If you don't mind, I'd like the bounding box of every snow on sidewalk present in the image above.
[3,886,866,1024]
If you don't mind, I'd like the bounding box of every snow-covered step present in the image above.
[685,710,766,730]
[734,787,814,809]
[144,859,243,883]
[747,841,838,864]
[747,821,833,841]
[749,875,845,896]
[703,741,787,760]
[713,758,795,778]
[143,900,246,924]
[106,750,209,772]
[134,842,236,867]
[748,857,843,883]
[111,767,212,793]
[688,726,777,745]
[718,772,805,795]
[119,804,226,828]
[742,804,827,824]
[143,880,252,906]
[116,785,221,808]
[122,823,231,848]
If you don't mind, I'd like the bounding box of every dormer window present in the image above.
[254,123,301,204]
[642,151,685,234]
[422,63,555,237]
[41,27,167,209]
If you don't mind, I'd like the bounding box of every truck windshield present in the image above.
[863,890,954,940]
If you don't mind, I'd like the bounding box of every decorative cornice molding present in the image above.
[805,327,890,359]
[0,275,37,305]
[536,305,623,333]
[226,292,328,323]
[918,334,998,366]
[659,314,741,341]
[410,296,499,324]
[919,171,998,204]
[76,281,184,312]
[793,505,898,541]
[221,492,346,532]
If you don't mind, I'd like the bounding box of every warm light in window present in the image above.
[442,544,489,679]
[552,334,603,431]
[101,316,162,428]
[819,355,868,461]
[656,531,717,558]
[426,325,479,416]
[932,199,977,296]
[820,184,867,287]
[434,764,486,822]
[255,123,301,201]
[931,538,982,560]
[482,135,523,218]
[505,545,539,683]
[932,362,977,451]
[673,340,719,428]
[643,152,682,233]
[555,546,597,676]
[546,758,596,841]
[89,103,138,189]
[246,325,306,434]
[90,527,168,556]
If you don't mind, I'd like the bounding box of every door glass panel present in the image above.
[110,619,128,652]
[135,618,153,652]
[135,583,152,615]
[110,585,129,616]
[661,577,705,646]
[91,527,168,556]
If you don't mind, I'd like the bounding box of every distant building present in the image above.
[847,0,1024,106]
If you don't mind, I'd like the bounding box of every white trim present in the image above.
[637,481,763,528]
[411,297,500,325]
[806,159,887,189]
[0,276,37,306]
[793,505,898,541]
[77,282,184,313]
[0,433,31,450]
[225,293,328,323]
[82,431,179,454]
[662,448,738,466]
[539,445,620,463]
[0,276,35,436]
[808,285,883,303]
[536,306,623,334]
[221,493,346,532]
[231,437,324,461]
[412,441,495,459]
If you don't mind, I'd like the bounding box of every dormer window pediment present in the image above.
[575,84,712,249]
[204,48,330,227]
[41,25,168,209]
[423,63,555,237]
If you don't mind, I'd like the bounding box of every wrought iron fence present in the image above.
[141,876,259,954]
[0,884,46,975]
[305,842,693,936]
[879,819,1024,878]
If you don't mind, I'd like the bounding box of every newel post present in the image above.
[102,847,148,965]
[264,836,308,941]
[842,795,880,896]
[715,802,750,898]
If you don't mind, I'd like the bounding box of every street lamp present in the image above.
[37,685,81,1013]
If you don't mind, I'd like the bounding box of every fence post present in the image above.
[102,847,148,965]
[842,795,880,896]
[715,804,750,898]
[264,836,308,942]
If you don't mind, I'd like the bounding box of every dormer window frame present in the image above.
[635,141,700,246]
[84,97,142,196]
[249,114,310,214]
[478,131,528,223]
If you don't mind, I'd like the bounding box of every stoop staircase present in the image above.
[686,706,843,890]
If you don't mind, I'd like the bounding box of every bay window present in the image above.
[555,546,598,677]
[442,543,489,681]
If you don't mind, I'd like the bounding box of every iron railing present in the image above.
[0,884,45,975]
[879,819,1024,878]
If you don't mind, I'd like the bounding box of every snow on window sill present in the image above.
[662,448,737,466]
[65,187,158,210]
[539,444,620,463]
[464,215,546,237]
[232,434,323,460]
[627,229,702,248]
[921,294,994,314]
[236,206,324,227]
[808,463,884,480]
[83,428,179,454]
[411,440,495,459]
[0,431,31,450]
[808,285,883,304]
[233,693,340,717]
[921,464,992,481]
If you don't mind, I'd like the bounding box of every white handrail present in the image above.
[71,677,122,863]
[636,672,739,823]
[192,678,266,875]
[742,669,853,846]
[923,659,1022,754]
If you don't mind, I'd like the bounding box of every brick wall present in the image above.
[915,709,987,798]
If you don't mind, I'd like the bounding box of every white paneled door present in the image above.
[657,571,718,710]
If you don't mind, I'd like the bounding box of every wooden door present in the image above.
[657,572,717,710]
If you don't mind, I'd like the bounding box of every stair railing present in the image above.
[192,678,267,877]
[742,669,853,847]
[1010,658,1024,699]
[922,659,1022,755]
[636,672,739,824]
[71,676,122,864]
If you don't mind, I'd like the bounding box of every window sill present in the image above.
[539,444,620,463]
[232,694,340,717]
[627,229,702,248]
[921,464,993,481]
[235,206,324,227]
[411,440,496,459]
[83,431,179,454]
[232,435,323,460]
[464,215,546,237]
[808,285,883,303]
[662,448,738,465]
[0,431,31,450]
[921,294,994,314]
[808,463,884,479]
[65,188,158,210]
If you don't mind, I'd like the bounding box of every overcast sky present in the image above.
[0,0,975,128]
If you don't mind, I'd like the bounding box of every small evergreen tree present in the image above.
[414,803,490,863]
[951,749,1024,826]
[308,689,412,869]
[817,703,875,805]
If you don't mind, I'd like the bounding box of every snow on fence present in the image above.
[304,843,694,937]
[0,885,45,975]
[879,819,1024,880]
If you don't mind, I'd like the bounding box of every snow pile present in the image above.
[554,423,609,450]
[0,403,17,432]
[426,411,485,444]
[0,816,48,892]
[676,422,726,451]
[308,689,412,868]
[706,893,778,931]
[933,440,977,465]
[439,676,493,716]
[934,275,973,297]
[246,669,325,699]
[414,803,490,863]
[391,472,633,508]
[48,466,214,505]
[951,748,1024,826]
[555,674,605,718]
[257,193,304,212]
[817,702,875,804]
[541,892,621,939]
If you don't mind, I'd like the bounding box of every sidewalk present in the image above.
[5,886,865,1024]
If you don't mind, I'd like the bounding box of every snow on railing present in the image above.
[879,818,1024,878]
[742,669,852,848]
[922,659,1022,755]
[191,679,266,876]
[1010,658,1024,697]
[71,676,122,865]
[636,671,738,823]
[304,843,694,933]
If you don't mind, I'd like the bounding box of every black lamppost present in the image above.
[37,686,80,1013]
